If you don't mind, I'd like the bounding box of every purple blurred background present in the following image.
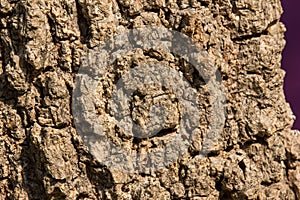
[281,1,300,129]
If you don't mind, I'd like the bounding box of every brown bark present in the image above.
[0,0,299,199]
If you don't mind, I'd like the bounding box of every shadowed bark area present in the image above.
[0,0,299,199]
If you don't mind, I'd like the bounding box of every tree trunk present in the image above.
[0,0,299,199]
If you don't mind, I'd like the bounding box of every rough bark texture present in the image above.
[0,0,299,199]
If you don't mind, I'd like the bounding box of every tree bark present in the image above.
[0,0,299,199]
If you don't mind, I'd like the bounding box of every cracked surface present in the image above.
[0,0,299,199]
